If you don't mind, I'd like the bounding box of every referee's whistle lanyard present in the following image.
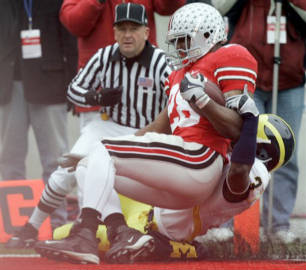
[23,0,33,30]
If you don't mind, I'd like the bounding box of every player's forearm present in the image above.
[198,101,243,141]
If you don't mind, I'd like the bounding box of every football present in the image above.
[204,79,225,106]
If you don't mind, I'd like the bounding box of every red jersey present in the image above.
[166,44,258,157]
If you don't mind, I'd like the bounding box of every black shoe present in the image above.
[34,227,100,264]
[5,223,38,249]
[105,225,155,263]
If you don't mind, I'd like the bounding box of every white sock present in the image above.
[28,207,50,230]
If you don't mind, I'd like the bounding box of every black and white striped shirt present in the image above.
[67,42,171,129]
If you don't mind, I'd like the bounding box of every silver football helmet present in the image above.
[166,3,227,70]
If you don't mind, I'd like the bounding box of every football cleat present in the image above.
[105,225,155,263]
[35,227,100,264]
[5,223,38,249]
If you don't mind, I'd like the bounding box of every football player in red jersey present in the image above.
[34,3,280,264]
[40,114,295,262]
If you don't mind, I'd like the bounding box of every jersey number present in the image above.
[168,84,200,131]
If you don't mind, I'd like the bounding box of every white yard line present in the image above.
[0,254,40,258]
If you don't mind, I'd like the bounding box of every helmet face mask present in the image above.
[166,34,189,69]
[166,3,227,70]
[256,114,295,172]
[166,32,210,70]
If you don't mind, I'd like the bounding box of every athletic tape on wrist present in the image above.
[195,94,210,109]
[225,175,250,195]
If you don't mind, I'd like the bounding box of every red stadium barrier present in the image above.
[0,179,52,243]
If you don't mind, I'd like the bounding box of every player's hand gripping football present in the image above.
[85,86,123,107]
[180,72,211,109]
[225,85,259,118]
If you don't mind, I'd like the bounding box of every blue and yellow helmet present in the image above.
[256,114,295,172]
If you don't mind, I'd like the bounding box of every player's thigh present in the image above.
[105,132,224,203]
[115,175,201,209]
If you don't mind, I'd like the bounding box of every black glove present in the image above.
[84,86,123,106]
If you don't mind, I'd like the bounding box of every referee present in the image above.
[67,2,171,130]
[32,3,172,264]
[5,3,172,260]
